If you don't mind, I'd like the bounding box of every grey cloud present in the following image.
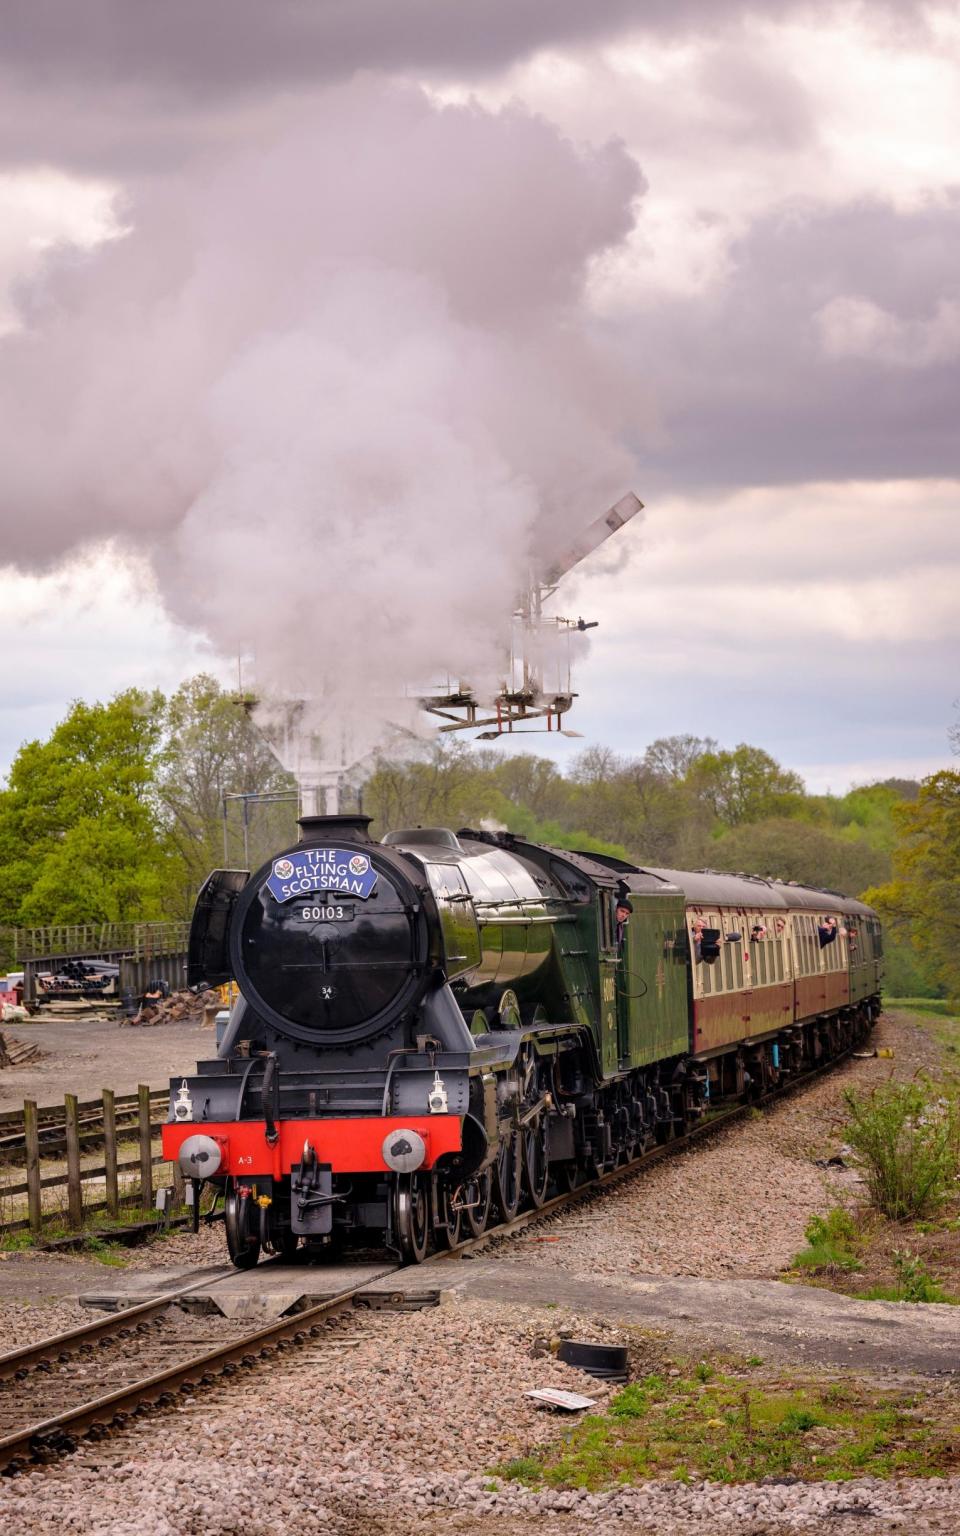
[0,0,929,174]
[625,195,960,492]
[693,40,818,150]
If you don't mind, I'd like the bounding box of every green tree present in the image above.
[487,754,572,823]
[363,741,514,835]
[710,817,890,894]
[865,770,960,1000]
[642,734,717,780]
[686,744,805,828]
[156,675,296,902]
[0,690,172,926]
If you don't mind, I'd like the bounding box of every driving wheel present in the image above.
[523,1117,550,1208]
[495,1130,523,1221]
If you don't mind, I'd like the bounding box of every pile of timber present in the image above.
[0,1031,41,1068]
[122,988,219,1028]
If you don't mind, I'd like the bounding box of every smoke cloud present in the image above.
[0,77,644,752]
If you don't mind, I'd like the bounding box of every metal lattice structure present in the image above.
[419,491,642,740]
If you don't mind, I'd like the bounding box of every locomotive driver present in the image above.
[615,899,633,953]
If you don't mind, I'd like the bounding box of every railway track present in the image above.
[0,1046,853,1477]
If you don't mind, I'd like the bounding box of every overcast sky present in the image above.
[1,1,958,792]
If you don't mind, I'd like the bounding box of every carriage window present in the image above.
[599,896,614,951]
[752,935,767,985]
[771,935,783,981]
[722,938,734,990]
[796,916,813,975]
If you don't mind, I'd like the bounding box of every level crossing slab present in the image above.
[77,1259,446,1320]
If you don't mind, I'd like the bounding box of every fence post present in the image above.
[23,1099,42,1235]
[64,1093,83,1228]
[138,1083,154,1211]
[102,1089,119,1219]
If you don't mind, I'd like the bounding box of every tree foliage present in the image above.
[0,692,940,1002]
[157,675,296,902]
[0,690,171,925]
[865,770,960,1001]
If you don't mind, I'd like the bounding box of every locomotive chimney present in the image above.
[297,814,374,845]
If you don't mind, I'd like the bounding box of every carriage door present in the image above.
[739,908,752,1032]
[598,892,620,1077]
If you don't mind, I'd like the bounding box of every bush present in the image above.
[842,1080,960,1221]
[857,1249,953,1305]
[792,1207,861,1272]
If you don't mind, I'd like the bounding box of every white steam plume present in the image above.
[0,78,645,747]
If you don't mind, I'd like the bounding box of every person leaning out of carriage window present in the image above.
[751,923,767,941]
[691,916,706,961]
[817,916,838,947]
[616,899,633,953]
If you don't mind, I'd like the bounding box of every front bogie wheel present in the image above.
[393,1172,430,1263]
[225,1179,261,1270]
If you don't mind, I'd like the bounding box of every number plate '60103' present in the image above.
[299,903,356,922]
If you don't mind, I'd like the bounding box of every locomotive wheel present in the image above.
[464,1168,492,1238]
[523,1118,550,1208]
[435,1180,462,1249]
[495,1130,523,1221]
[224,1180,261,1270]
[393,1172,430,1263]
[271,1223,300,1262]
[554,1160,584,1193]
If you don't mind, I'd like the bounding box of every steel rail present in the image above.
[0,1261,403,1475]
[0,1266,241,1383]
[0,1042,857,1475]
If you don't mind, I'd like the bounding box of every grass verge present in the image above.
[492,1364,960,1488]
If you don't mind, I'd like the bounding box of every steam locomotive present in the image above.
[162,813,882,1266]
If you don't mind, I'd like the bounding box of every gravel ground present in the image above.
[1,1007,953,1534]
[120,1221,232,1271]
[0,1275,93,1348]
[0,1016,211,1111]
[2,1296,960,1536]
[0,1223,234,1351]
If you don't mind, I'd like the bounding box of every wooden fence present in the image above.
[5,920,190,964]
[0,1085,181,1235]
